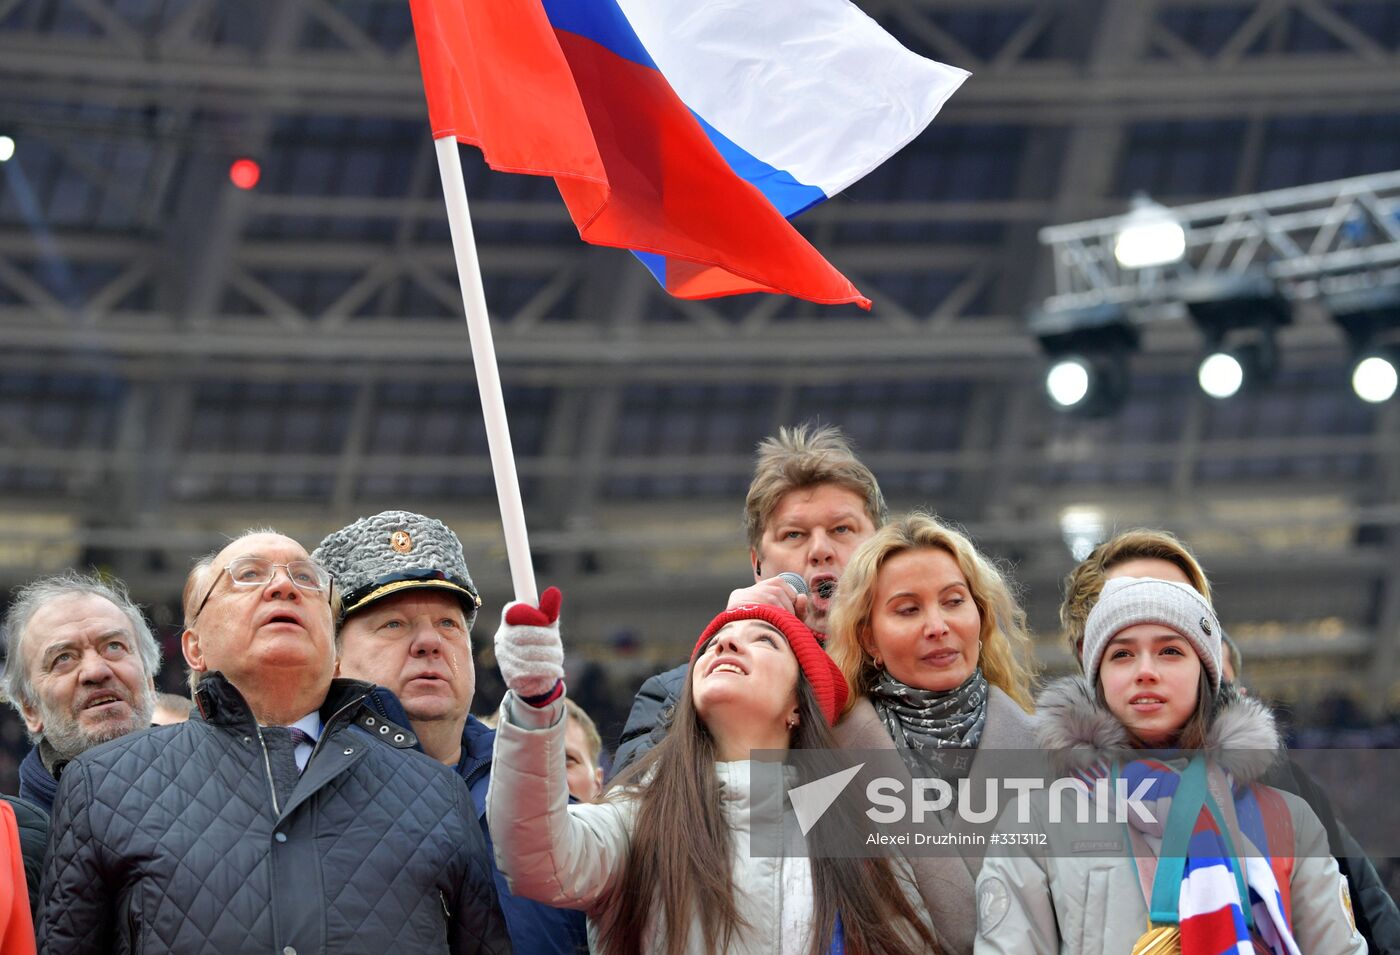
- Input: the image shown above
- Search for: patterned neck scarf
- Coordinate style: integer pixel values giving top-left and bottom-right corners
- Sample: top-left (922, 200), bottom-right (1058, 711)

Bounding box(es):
top-left (870, 668), bottom-right (989, 778)
top-left (1074, 757), bottom-right (1301, 955)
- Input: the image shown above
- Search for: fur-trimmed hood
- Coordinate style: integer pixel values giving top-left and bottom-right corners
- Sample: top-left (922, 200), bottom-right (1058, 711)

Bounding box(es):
top-left (1034, 676), bottom-right (1282, 782)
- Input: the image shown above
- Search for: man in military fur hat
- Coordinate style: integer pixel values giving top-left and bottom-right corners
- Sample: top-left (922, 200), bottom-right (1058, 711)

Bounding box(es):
top-left (314, 510), bottom-right (587, 955)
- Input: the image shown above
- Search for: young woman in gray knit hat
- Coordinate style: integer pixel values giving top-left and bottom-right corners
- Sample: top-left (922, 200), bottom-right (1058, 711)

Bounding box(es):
top-left (975, 576), bottom-right (1365, 955)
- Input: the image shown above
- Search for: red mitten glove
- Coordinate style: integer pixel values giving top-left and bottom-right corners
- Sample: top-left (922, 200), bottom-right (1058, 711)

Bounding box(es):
top-left (503, 585), bottom-right (562, 628)
top-left (495, 586), bottom-right (565, 702)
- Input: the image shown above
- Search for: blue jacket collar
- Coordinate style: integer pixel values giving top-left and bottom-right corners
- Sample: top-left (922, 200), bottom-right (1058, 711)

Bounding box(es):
top-left (18, 745), bottom-right (58, 812)
top-left (458, 714), bottom-right (495, 786)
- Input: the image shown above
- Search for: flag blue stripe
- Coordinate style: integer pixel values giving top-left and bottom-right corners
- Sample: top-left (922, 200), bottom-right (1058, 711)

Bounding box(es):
top-left (543, 0), bottom-right (829, 221)
top-left (633, 250), bottom-right (667, 285)
top-left (547, 0), bottom-right (834, 285)
top-left (541, 0), bottom-right (657, 69)
top-left (690, 111), bottom-right (828, 218)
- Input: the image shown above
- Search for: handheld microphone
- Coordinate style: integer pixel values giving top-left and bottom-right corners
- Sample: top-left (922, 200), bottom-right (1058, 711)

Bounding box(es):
top-left (776, 572), bottom-right (809, 597)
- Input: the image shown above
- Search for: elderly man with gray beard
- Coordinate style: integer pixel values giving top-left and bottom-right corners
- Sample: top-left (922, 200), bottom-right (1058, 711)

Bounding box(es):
top-left (0, 571), bottom-right (160, 922)
top-left (2, 571), bottom-right (160, 814)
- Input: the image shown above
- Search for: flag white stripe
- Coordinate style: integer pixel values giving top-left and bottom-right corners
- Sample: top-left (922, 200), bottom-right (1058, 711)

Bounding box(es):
top-left (1178, 863), bottom-right (1242, 920)
top-left (615, 0), bottom-right (968, 196)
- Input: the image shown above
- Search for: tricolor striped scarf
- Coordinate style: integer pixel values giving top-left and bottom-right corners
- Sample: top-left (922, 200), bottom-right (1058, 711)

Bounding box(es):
top-left (1076, 758), bottom-right (1301, 955)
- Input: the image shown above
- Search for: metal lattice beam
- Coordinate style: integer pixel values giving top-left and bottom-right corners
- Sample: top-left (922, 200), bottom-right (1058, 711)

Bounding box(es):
top-left (2, 0), bottom-right (1398, 711)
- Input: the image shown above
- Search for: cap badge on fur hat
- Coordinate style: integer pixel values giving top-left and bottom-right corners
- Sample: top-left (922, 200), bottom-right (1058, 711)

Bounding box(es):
top-left (313, 510), bottom-right (481, 621)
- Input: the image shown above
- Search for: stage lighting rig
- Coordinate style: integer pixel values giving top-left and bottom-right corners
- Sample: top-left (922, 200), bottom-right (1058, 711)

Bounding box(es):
top-left (1034, 170), bottom-right (1400, 414)
top-left (1182, 273), bottom-right (1290, 400)
top-left (1326, 283), bottom-right (1400, 404)
top-left (1031, 303), bottom-right (1137, 417)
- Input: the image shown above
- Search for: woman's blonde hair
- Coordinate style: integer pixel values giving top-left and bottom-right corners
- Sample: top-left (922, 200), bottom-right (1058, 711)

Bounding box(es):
top-left (827, 512), bottom-right (1038, 714)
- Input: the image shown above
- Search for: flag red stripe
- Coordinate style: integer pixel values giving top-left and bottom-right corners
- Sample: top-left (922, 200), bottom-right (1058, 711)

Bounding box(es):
top-left (409, 0), bottom-right (868, 308)
top-left (555, 30), bottom-right (867, 306)
top-left (407, 0), bottom-right (607, 186)
top-left (1181, 904), bottom-right (1244, 953)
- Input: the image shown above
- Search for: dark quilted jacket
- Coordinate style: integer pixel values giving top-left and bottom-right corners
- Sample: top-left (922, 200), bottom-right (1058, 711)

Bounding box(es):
top-left (611, 662), bottom-right (686, 779)
top-left (37, 674), bottom-right (512, 955)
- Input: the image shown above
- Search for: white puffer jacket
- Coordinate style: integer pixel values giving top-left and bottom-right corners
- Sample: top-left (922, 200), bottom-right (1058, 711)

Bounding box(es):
top-left (974, 679), bottom-right (1368, 954)
top-left (488, 692), bottom-right (932, 954)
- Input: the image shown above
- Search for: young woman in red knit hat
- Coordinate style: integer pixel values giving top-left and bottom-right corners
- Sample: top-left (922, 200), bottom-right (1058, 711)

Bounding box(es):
top-left (488, 589), bottom-right (940, 954)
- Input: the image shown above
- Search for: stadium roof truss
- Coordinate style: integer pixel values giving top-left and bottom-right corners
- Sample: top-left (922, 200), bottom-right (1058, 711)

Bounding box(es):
top-left (2, 0), bottom-right (1400, 700)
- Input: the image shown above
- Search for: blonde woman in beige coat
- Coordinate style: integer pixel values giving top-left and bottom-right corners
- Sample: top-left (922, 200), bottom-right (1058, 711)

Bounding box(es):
top-left (826, 512), bottom-right (1040, 955)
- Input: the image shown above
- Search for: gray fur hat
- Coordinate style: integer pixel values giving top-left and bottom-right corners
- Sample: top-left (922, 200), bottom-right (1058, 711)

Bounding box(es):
top-left (1082, 576), bottom-right (1222, 691)
top-left (312, 510), bottom-right (481, 622)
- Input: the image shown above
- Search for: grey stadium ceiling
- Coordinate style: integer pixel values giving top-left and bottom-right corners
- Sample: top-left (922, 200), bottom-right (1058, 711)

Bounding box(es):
top-left (2, 0), bottom-right (1400, 706)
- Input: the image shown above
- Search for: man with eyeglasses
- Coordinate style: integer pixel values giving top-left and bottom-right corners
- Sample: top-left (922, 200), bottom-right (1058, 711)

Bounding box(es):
top-left (37, 529), bottom-right (512, 955)
top-left (313, 510), bottom-right (588, 955)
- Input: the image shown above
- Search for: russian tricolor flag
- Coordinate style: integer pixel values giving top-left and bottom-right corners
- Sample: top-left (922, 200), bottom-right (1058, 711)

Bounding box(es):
top-left (1178, 828), bottom-right (1255, 954)
top-left (408, 0), bottom-right (967, 309)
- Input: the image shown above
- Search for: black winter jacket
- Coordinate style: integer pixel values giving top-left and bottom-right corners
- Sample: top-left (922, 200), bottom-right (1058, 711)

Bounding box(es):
top-left (38, 674), bottom-right (512, 955)
top-left (611, 662), bottom-right (686, 778)
top-left (3, 794), bottom-right (46, 926)
top-left (359, 691), bottom-right (588, 954)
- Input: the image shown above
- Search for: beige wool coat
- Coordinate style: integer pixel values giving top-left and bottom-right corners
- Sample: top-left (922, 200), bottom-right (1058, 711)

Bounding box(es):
top-left (832, 686), bottom-right (1039, 955)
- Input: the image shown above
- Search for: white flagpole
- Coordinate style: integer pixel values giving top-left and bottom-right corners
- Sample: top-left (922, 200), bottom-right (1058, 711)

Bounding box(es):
top-left (431, 134), bottom-right (538, 606)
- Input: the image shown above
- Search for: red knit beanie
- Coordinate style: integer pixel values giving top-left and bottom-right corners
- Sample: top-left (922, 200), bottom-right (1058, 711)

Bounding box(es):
top-left (691, 604), bottom-right (849, 725)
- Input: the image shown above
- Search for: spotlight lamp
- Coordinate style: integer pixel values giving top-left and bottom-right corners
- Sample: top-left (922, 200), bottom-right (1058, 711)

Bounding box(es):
top-left (1046, 357), bottom-right (1091, 409)
top-left (1327, 284), bottom-right (1400, 405)
top-left (1352, 353), bottom-right (1398, 404)
top-left (1183, 273), bottom-right (1290, 400)
top-left (1197, 351), bottom-right (1244, 399)
top-left (1043, 350), bottom-right (1130, 417)
top-left (1196, 337), bottom-right (1280, 401)
top-left (1032, 305), bottom-right (1138, 417)
top-left (1113, 193), bottom-right (1186, 270)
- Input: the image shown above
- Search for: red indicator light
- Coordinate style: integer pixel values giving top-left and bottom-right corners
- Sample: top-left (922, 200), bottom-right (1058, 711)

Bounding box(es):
top-left (229, 158), bottom-right (261, 190)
